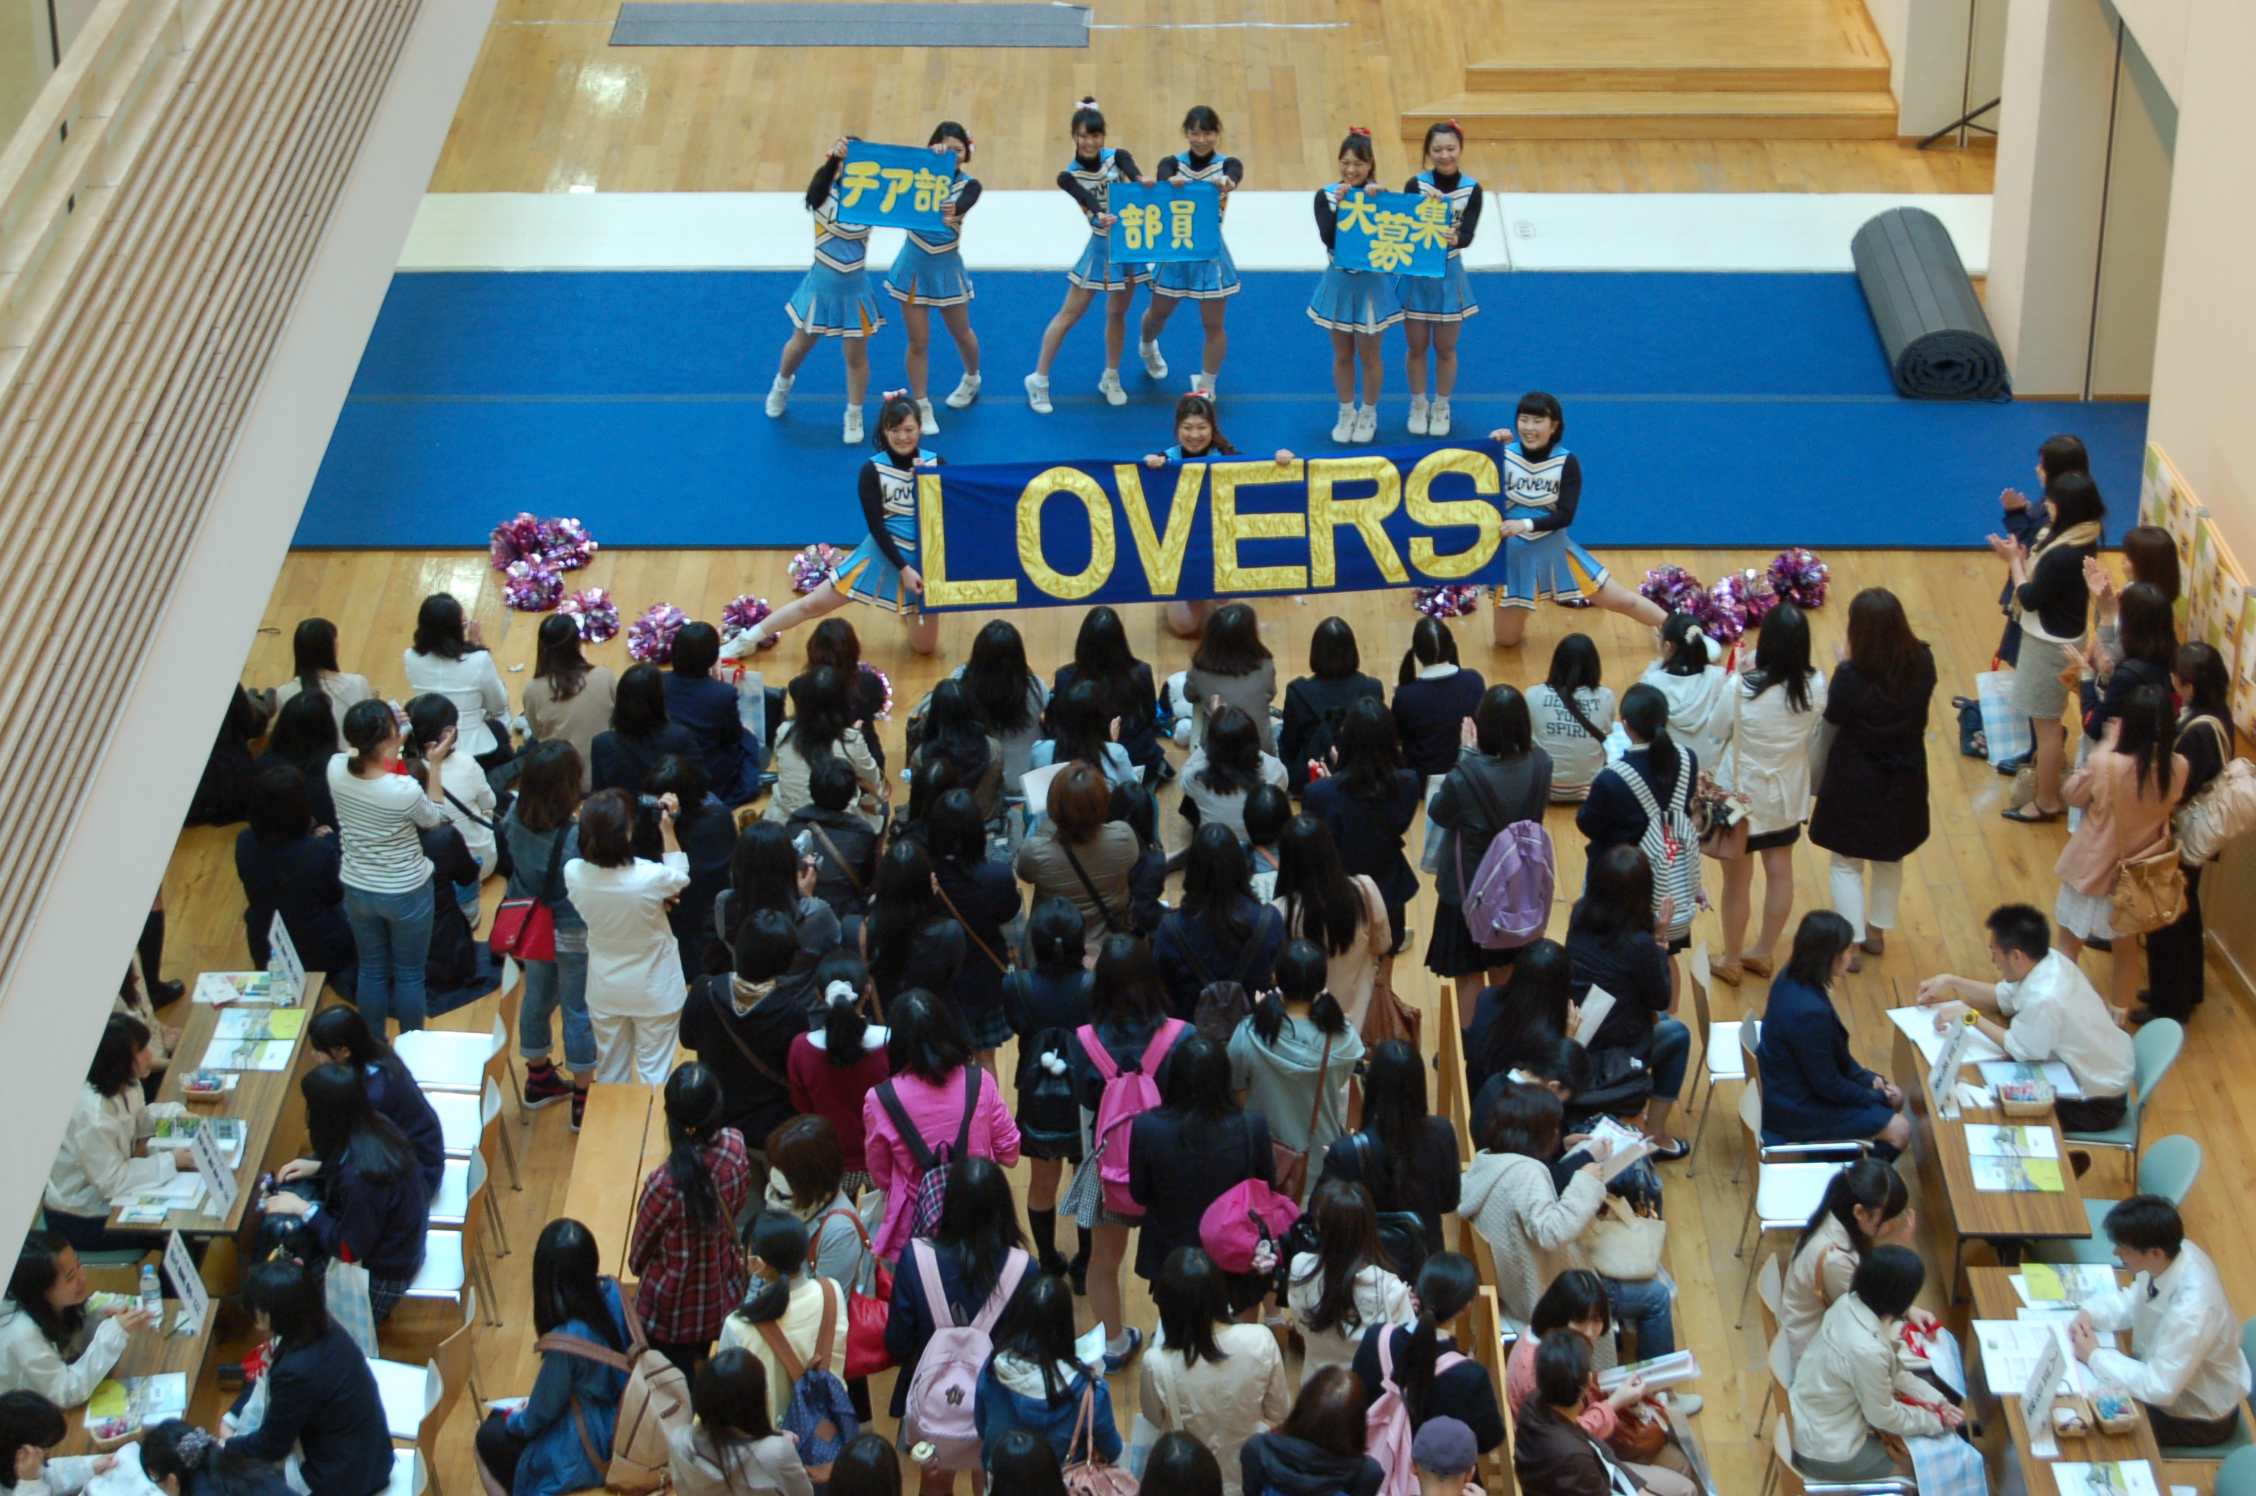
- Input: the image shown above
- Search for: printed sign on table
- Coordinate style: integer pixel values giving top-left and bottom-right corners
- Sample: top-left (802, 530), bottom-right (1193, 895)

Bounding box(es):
top-left (1107, 181), bottom-right (1220, 264)
top-left (832, 141), bottom-right (953, 232)
top-left (1332, 188), bottom-right (1451, 278)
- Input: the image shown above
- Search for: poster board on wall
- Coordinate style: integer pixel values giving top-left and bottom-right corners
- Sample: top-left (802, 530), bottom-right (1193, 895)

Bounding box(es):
top-left (2144, 442), bottom-right (2255, 740)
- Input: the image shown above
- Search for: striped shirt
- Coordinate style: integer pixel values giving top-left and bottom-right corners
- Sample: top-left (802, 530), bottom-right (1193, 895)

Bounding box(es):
top-left (328, 753), bottom-right (443, 893)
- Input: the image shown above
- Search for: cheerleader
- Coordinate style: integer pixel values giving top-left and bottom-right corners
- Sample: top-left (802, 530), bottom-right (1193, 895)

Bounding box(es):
top-left (1142, 394), bottom-right (1294, 637)
top-left (766, 138), bottom-right (889, 443)
top-left (1399, 122), bottom-right (1481, 437)
top-left (725, 394), bottom-right (941, 657)
top-left (886, 121), bottom-right (983, 434)
top-left (1137, 105), bottom-right (1243, 399)
top-left (1486, 391), bottom-right (1664, 648)
top-left (1307, 127), bottom-right (1402, 444)
top-left (1027, 97), bottom-right (1149, 414)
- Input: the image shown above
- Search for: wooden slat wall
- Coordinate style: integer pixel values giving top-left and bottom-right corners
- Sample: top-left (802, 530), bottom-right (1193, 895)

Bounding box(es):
top-left (0, 0), bottom-right (425, 996)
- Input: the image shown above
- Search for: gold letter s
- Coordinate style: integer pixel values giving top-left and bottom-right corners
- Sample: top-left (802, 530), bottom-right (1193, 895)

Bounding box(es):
top-left (1405, 448), bottom-right (1503, 579)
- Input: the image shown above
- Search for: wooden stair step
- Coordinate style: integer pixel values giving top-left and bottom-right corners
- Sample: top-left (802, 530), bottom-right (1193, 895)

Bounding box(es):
top-left (1465, 60), bottom-right (1891, 94)
top-left (1402, 90), bottom-right (1900, 141)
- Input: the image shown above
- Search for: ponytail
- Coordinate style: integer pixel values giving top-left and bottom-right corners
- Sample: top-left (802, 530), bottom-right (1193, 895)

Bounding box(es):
top-left (662, 1066), bottom-right (726, 1232)
top-left (1399, 1254), bottom-right (1480, 1423)
top-left (739, 1211), bottom-right (809, 1325)
top-left (1617, 683), bottom-right (1680, 804)
top-left (816, 962), bottom-right (871, 1070)
top-left (1397, 616), bottom-right (1457, 687)
top-left (1253, 940), bottom-right (1345, 1046)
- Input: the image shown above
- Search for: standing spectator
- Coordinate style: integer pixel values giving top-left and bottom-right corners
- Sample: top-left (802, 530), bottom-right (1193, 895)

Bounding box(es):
top-left (2082, 582), bottom-right (2179, 747)
top-left (1530, 634), bottom-right (1614, 802)
top-left (2144, 642), bottom-right (2234, 1023)
top-left (719, 1212), bottom-right (850, 1424)
top-left (1051, 606), bottom-right (1166, 786)
top-left (1714, 602), bottom-right (1828, 984)
top-left (1112, 783), bottom-right (1170, 936)
top-left (1994, 471), bottom-right (2106, 823)
top-left (522, 614), bottom-right (616, 791)
top-left (275, 618), bottom-right (372, 753)
top-left (304, 1005), bottom-right (446, 1197)
top-left (1140, 1249), bottom-right (1290, 1496)
top-left (974, 1275), bottom-right (1121, 1467)
top-left (1239, 1367), bottom-right (1384, 1496)
top-left (1392, 617), bottom-right (1484, 867)
top-left (667, 1350), bottom-right (813, 1496)
top-left (1128, 1034), bottom-right (1274, 1287)
top-left (864, 840), bottom-right (968, 1010)
top-left (2084, 525), bottom-right (2181, 681)
top-left (928, 790), bottom-right (1021, 1068)
top-left (1156, 825), bottom-right (1285, 1019)
top-left (763, 1117), bottom-right (874, 1296)
top-left (1990, 435), bottom-right (2090, 666)
top-left (1637, 612), bottom-right (1732, 776)
top-left (721, 820), bottom-right (846, 976)
top-left (405, 694), bottom-right (497, 921)
top-left (568, 788), bottom-right (691, 1084)
top-left (1302, 699), bottom-right (1421, 953)
top-left (1759, 914), bottom-right (1911, 1155)
top-left (1244, 785), bottom-right (1291, 903)
top-left (1180, 705), bottom-right (1290, 839)
top-left (1282, 618), bottom-right (1385, 792)
top-left (665, 622), bottom-right (764, 807)
top-left (681, 911), bottom-right (808, 1159)
top-left (764, 668), bottom-right (885, 830)
top-left (1272, 816), bottom-right (1390, 1033)
top-left (1233, 942), bottom-right (1362, 1205)
top-left (254, 692), bottom-right (341, 831)
top-left (262, 1065), bottom-right (430, 1323)
top-left (0, 1235), bottom-right (149, 1403)
top-left (646, 754), bottom-right (737, 980)
top-left (863, 991), bottom-right (1023, 1264)
top-left (1577, 688), bottom-right (1694, 953)
top-left (629, 1065), bottom-right (752, 1375)
top-left (1015, 762), bottom-right (1139, 938)
top-left (1789, 1248), bottom-right (1962, 1481)
top-left (1287, 1179), bottom-right (1415, 1385)
top-left (40, 1017), bottom-right (187, 1252)
top-left (236, 765), bottom-right (355, 992)
top-left (787, 955), bottom-right (891, 1200)
top-left (1318, 1039), bottom-right (1461, 1265)
top-left (223, 1260), bottom-right (390, 1496)
top-left (402, 593), bottom-right (512, 772)
top-left (1565, 846), bottom-right (1692, 1161)
top-left (1350, 1254), bottom-right (1504, 1452)
top-left (503, 741), bottom-right (595, 1123)
top-left (593, 664), bottom-right (702, 800)
top-left (2055, 685), bottom-right (2189, 1013)
top-left (1807, 588), bottom-right (1936, 971)
top-left (960, 620), bottom-right (1051, 797)
top-left (329, 699), bottom-right (447, 1034)
top-left (1429, 685), bottom-right (1553, 1007)
top-left (1146, 1433), bottom-right (1225, 1496)
top-left (1003, 899), bottom-right (1095, 1283)
top-left (1186, 604), bottom-right (1278, 753)
top-left (475, 1221), bottom-right (631, 1496)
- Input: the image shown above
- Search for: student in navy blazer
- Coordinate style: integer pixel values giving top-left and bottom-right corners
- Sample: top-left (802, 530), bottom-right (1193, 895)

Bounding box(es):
top-left (1755, 912), bottom-right (1910, 1155)
top-left (664, 624), bottom-right (764, 808)
top-left (224, 1260), bottom-right (390, 1496)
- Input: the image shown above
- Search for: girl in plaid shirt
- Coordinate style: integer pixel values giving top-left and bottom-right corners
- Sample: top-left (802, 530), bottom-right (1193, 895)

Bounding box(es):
top-left (630, 1065), bottom-right (753, 1374)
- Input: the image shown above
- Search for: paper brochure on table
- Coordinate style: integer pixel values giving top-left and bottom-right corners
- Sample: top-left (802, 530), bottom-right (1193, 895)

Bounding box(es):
top-left (2013, 1264), bottom-right (2119, 1306)
top-left (192, 971), bottom-right (276, 1005)
top-left (213, 1007), bottom-right (306, 1042)
top-left (2051, 1462), bottom-right (2162, 1496)
top-left (1573, 988), bottom-right (1618, 1047)
top-left (84, 1372), bottom-right (188, 1429)
top-left (1974, 1320), bottom-right (2089, 1398)
top-left (149, 1116), bottom-right (246, 1166)
top-left (1887, 1006), bottom-right (2004, 1068)
top-left (1964, 1125), bottom-right (2059, 1159)
top-left (2018, 1308), bottom-right (2118, 1349)
top-left (1970, 1155), bottom-right (2066, 1192)
top-left (1979, 1059), bottom-right (2084, 1099)
top-left (1597, 1349), bottom-right (1700, 1392)
top-left (207, 1038), bottom-right (292, 1071)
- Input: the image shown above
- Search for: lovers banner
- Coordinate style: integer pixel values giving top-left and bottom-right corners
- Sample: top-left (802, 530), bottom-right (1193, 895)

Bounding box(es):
top-left (915, 442), bottom-right (1513, 611)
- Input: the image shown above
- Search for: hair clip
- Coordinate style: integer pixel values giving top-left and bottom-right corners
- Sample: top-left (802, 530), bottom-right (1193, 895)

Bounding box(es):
top-left (882, 388), bottom-right (909, 401)
top-left (824, 980), bottom-right (858, 1006)
top-left (1445, 119), bottom-right (1462, 131)
top-left (1348, 126), bottom-right (1371, 137)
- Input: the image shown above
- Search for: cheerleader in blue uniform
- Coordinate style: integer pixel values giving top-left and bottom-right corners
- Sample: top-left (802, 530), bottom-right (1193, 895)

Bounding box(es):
top-left (1141, 394), bottom-right (1295, 638)
top-left (1027, 98), bottom-right (1149, 414)
top-left (1398, 122), bottom-right (1481, 438)
top-left (1137, 105), bottom-right (1243, 400)
top-left (1485, 391), bottom-right (1665, 648)
top-left (726, 394), bottom-right (942, 658)
top-left (767, 138), bottom-right (890, 444)
top-left (886, 121), bottom-right (984, 435)
top-left (1307, 127), bottom-right (1402, 445)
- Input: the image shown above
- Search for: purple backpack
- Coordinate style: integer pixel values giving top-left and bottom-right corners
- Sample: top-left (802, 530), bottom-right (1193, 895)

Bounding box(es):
top-left (1453, 768), bottom-right (1555, 950)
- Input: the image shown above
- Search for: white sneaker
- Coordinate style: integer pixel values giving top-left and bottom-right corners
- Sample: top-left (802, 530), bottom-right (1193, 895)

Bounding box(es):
top-left (1191, 374), bottom-right (1215, 401)
top-left (842, 406), bottom-right (863, 444)
top-left (1024, 373), bottom-right (1053, 414)
top-left (719, 622), bottom-right (767, 660)
top-left (1429, 398), bottom-right (1452, 436)
top-left (916, 397), bottom-right (939, 435)
top-left (1407, 394), bottom-right (1429, 435)
top-left (1331, 405), bottom-right (1356, 443)
top-left (1097, 369), bottom-right (1127, 406)
top-left (1140, 340), bottom-right (1168, 379)
top-left (945, 373), bottom-right (980, 409)
top-left (765, 375), bottom-right (792, 418)
top-left (1662, 1392), bottom-right (1703, 1417)
top-left (1352, 405), bottom-right (1378, 442)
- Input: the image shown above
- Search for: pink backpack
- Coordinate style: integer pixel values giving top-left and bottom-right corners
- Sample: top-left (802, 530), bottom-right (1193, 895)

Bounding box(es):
top-left (1365, 1328), bottom-right (1470, 1496)
top-left (1077, 1018), bottom-right (1187, 1216)
top-left (902, 1240), bottom-right (1030, 1472)
top-left (1198, 1178), bottom-right (1301, 1275)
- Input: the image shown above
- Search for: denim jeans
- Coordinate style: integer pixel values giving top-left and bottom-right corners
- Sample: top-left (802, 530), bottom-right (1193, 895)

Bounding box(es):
top-left (519, 943), bottom-right (596, 1072)
top-left (1648, 1015), bottom-right (1692, 1103)
top-left (343, 880), bottom-right (434, 1034)
top-left (1603, 1273), bottom-right (1676, 1360)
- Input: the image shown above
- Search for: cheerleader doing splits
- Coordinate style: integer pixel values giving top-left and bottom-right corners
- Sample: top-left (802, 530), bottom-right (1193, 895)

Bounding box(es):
top-left (1400, 122), bottom-right (1481, 438)
top-left (767, 137), bottom-right (889, 443)
top-left (725, 394), bottom-right (942, 658)
top-left (1144, 394), bottom-right (1295, 638)
top-left (1487, 391), bottom-right (1665, 648)
top-left (1137, 105), bottom-right (1243, 399)
top-left (886, 120), bottom-right (983, 434)
top-left (1027, 97), bottom-right (1148, 413)
top-left (1307, 127), bottom-right (1402, 444)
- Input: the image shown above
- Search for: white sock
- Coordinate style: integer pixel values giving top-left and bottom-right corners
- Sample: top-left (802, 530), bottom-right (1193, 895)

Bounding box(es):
top-left (1338, 403), bottom-right (1355, 420)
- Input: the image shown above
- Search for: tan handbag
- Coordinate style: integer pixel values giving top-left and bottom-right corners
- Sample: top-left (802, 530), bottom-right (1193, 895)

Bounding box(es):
top-left (1061, 1380), bottom-right (1138, 1496)
top-left (2106, 759), bottom-right (2187, 936)
top-left (1584, 1198), bottom-right (1667, 1281)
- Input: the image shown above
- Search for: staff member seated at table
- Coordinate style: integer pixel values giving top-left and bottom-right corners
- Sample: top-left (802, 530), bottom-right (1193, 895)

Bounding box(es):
top-left (221, 1258), bottom-right (391, 1496)
top-left (1916, 902), bottom-right (2135, 1133)
top-left (1758, 912), bottom-right (1910, 1157)
top-left (2068, 1195), bottom-right (2254, 1447)
top-left (42, 1015), bottom-right (194, 1252)
top-left (0, 1388), bottom-right (115, 1496)
top-left (0, 1234), bottom-right (154, 1405)
top-left (1789, 1246), bottom-right (1963, 1482)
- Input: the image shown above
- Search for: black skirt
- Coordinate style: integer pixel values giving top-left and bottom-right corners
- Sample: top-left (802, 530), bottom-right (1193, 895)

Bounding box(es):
top-left (1425, 902), bottom-right (1498, 979)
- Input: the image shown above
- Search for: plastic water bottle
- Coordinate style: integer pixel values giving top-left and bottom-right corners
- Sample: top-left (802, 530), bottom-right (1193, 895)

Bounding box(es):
top-left (138, 1263), bottom-right (162, 1321)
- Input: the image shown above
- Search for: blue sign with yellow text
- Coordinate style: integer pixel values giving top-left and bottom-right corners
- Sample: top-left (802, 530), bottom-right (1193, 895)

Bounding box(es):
top-left (832, 141), bottom-right (954, 232)
top-left (1333, 188), bottom-right (1451, 278)
top-left (1106, 181), bottom-right (1222, 264)
top-left (913, 443), bottom-right (1513, 612)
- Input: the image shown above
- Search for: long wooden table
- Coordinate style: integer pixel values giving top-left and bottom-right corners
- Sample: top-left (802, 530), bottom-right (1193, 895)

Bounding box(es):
top-left (106, 975), bottom-right (334, 1237)
top-left (52, 1267), bottom-right (222, 1457)
top-left (561, 1082), bottom-right (664, 1281)
top-left (1891, 1026), bottom-right (2090, 1286)
top-left (1967, 1267), bottom-right (2165, 1496)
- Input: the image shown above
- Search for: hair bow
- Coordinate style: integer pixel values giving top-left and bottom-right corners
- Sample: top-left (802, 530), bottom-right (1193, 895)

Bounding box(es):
top-left (824, 980), bottom-right (859, 1006)
top-left (1077, 95), bottom-right (1100, 109)
top-left (881, 388), bottom-right (909, 401)
top-left (1348, 125), bottom-right (1371, 137)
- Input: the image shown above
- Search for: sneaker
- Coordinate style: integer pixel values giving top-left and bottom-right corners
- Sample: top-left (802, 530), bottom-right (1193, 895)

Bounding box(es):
top-left (569, 1087), bottom-right (588, 1132)
top-left (1097, 368), bottom-right (1127, 406)
top-left (1024, 372), bottom-right (1053, 414)
top-left (1191, 374), bottom-right (1215, 401)
top-left (1429, 397), bottom-right (1452, 436)
top-left (2127, 1005), bottom-right (2160, 1026)
top-left (764, 374), bottom-right (792, 417)
top-left (916, 397), bottom-right (939, 435)
top-left (719, 622), bottom-right (767, 660)
top-left (842, 406), bottom-right (863, 444)
top-left (1408, 394), bottom-right (1430, 435)
top-left (1140, 340), bottom-right (1168, 379)
top-left (1351, 405), bottom-right (1377, 443)
top-left (1332, 405), bottom-right (1356, 443)
top-left (522, 1064), bottom-right (571, 1111)
top-left (1662, 1392), bottom-right (1703, 1417)
top-left (1103, 1327), bottom-right (1144, 1373)
top-left (1651, 1137), bottom-right (1692, 1163)
top-left (945, 373), bottom-right (981, 409)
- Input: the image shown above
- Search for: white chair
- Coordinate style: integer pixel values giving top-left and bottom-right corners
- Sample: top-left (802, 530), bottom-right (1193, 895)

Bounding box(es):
top-left (1761, 1338), bottom-right (1915, 1496)
top-left (1736, 1082), bottom-right (1863, 1317)
top-left (1751, 1253), bottom-right (1786, 1430)
top-left (394, 1016), bottom-right (507, 1094)
top-left (427, 1112), bottom-right (512, 1258)
top-left (403, 1156), bottom-right (500, 1328)
top-left (380, 1289), bottom-right (475, 1496)
top-left (432, 1073), bottom-right (522, 1191)
top-left (1685, 944), bottom-right (1747, 1177)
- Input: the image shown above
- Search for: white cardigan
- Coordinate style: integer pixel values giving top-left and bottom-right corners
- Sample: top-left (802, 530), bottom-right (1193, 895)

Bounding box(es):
top-left (1716, 670), bottom-right (1829, 836)
top-left (44, 1084), bottom-right (173, 1218)
top-left (1457, 1150), bottom-right (1606, 1328)
top-left (0, 1301), bottom-right (128, 1405)
top-left (1286, 1255), bottom-right (1415, 1387)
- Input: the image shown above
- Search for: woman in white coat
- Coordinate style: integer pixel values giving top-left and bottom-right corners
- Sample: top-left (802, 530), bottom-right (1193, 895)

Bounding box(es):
top-left (0, 1234), bottom-right (155, 1404)
top-left (1637, 612), bottom-right (1732, 778)
top-left (41, 1016), bottom-right (192, 1251)
top-left (1714, 603), bottom-right (1828, 986)
top-left (566, 788), bottom-right (691, 1085)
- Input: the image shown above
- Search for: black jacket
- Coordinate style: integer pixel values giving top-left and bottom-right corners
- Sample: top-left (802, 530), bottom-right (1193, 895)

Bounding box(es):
top-left (1281, 674), bottom-right (1386, 790)
top-left (300, 1154), bottom-right (430, 1283)
top-left (935, 857), bottom-right (1021, 1022)
top-left (228, 1319), bottom-right (392, 1496)
top-left (1240, 1432), bottom-right (1384, 1496)
top-left (1302, 772), bottom-right (1421, 912)
top-left (418, 824), bottom-right (485, 993)
top-left (237, 829), bottom-right (355, 980)
top-left (1807, 648), bottom-right (1937, 864)
top-left (364, 1060), bottom-right (446, 1197)
top-left (785, 805), bottom-right (880, 919)
top-left (1052, 660), bottom-right (1163, 777)
top-left (1316, 1120), bottom-right (1461, 1261)
top-left (663, 672), bottom-right (763, 806)
top-left (1127, 1109), bottom-right (1273, 1281)
top-left (1351, 1324), bottom-right (1507, 1453)
top-left (680, 973), bottom-right (810, 1145)
top-left (1391, 671), bottom-right (1486, 778)
top-left (591, 723), bottom-right (701, 797)
top-left (1575, 746), bottom-right (1692, 862)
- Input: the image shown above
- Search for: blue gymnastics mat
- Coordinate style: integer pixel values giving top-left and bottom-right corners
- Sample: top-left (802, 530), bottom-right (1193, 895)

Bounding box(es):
top-left (298, 269), bottom-right (2147, 551)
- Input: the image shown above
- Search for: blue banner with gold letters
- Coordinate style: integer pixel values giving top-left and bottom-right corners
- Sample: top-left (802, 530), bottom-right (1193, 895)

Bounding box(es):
top-left (1333, 188), bottom-right (1451, 278)
top-left (911, 443), bottom-right (1512, 611)
top-left (832, 141), bottom-right (954, 232)
top-left (1106, 181), bottom-right (1222, 264)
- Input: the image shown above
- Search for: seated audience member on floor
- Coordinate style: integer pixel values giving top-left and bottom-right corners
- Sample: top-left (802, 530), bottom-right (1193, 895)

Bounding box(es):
top-left (2068, 1194), bottom-right (2253, 1447)
top-left (1915, 902), bottom-right (2135, 1134)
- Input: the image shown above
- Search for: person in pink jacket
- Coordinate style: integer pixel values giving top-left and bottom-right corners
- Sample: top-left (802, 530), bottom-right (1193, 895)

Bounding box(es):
top-left (861, 989), bottom-right (1022, 1262)
top-left (2054, 686), bottom-right (2189, 1015)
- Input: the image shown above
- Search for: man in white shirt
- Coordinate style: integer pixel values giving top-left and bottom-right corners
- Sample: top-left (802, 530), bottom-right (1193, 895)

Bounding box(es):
top-left (1915, 902), bottom-right (2135, 1133)
top-left (2069, 1195), bottom-right (2252, 1446)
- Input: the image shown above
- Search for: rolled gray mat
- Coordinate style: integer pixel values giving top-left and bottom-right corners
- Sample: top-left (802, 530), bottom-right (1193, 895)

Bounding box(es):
top-left (1851, 207), bottom-right (2010, 401)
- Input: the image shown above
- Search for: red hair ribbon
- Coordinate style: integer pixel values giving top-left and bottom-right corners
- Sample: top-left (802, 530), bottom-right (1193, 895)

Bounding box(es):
top-left (1445, 119), bottom-right (1462, 131)
top-left (1348, 125), bottom-right (1371, 137)
top-left (881, 388), bottom-right (909, 401)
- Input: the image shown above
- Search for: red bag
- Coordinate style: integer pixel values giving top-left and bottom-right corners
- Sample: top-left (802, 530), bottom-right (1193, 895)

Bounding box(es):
top-left (490, 824), bottom-right (569, 963)
top-left (810, 1207), bottom-right (894, 1378)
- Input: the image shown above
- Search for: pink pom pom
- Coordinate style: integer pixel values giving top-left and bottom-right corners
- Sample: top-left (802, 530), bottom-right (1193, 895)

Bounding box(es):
top-left (863, 663), bottom-right (894, 720)
top-left (557, 588), bottom-right (620, 644)
top-left (503, 560), bottom-right (563, 612)
top-left (627, 604), bottom-right (688, 664)
top-left (540, 517), bottom-right (599, 572)
top-left (1694, 577), bottom-right (1748, 645)
top-left (1411, 585), bottom-right (1481, 619)
top-left (1640, 565), bottom-right (1704, 614)
top-left (790, 544), bottom-right (844, 595)
top-left (1767, 548), bottom-right (1830, 610)
top-left (489, 512), bottom-right (545, 570)
top-left (722, 594), bottom-right (780, 652)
